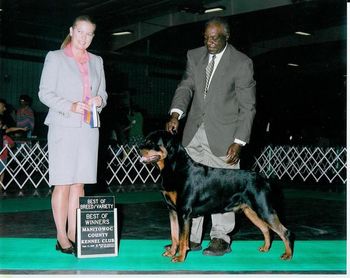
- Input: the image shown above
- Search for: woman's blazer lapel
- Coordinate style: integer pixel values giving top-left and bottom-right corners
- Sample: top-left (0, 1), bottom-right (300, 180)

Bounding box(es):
top-left (88, 55), bottom-right (95, 94)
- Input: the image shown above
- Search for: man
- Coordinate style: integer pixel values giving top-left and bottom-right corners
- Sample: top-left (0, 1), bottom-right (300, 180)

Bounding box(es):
top-left (166, 17), bottom-right (256, 256)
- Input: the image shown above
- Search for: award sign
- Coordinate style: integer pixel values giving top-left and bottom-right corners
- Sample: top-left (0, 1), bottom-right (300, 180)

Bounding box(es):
top-left (77, 196), bottom-right (118, 258)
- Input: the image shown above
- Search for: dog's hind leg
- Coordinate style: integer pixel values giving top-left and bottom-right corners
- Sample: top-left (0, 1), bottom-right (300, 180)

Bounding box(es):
top-left (241, 206), bottom-right (271, 252)
top-left (163, 210), bottom-right (179, 257)
top-left (265, 214), bottom-right (294, 260)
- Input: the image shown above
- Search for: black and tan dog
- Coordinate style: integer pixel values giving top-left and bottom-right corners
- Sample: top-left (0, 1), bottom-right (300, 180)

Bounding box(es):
top-left (139, 130), bottom-right (294, 263)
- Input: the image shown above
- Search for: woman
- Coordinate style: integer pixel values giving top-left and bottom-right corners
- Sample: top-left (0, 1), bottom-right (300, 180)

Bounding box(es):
top-left (38, 15), bottom-right (107, 254)
top-left (15, 95), bottom-right (35, 138)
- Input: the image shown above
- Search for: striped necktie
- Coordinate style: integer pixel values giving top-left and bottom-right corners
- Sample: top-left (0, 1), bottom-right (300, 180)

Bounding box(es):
top-left (204, 54), bottom-right (216, 99)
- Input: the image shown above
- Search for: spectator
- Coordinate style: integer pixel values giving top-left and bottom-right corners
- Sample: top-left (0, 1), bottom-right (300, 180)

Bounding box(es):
top-left (16, 94), bottom-right (35, 138)
top-left (0, 115), bottom-right (26, 187)
top-left (0, 99), bottom-right (16, 129)
top-left (126, 105), bottom-right (144, 145)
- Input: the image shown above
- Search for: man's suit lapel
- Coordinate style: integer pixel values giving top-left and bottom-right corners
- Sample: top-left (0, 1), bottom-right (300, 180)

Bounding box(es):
top-left (198, 53), bottom-right (209, 100)
top-left (215, 46), bottom-right (231, 78)
top-left (198, 53), bottom-right (209, 101)
top-left (205, 46), bottom-right (231, 100)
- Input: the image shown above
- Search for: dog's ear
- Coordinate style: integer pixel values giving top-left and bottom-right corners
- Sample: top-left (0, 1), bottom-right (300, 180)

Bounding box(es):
top-left (163, 132), bottom-right (179, 161)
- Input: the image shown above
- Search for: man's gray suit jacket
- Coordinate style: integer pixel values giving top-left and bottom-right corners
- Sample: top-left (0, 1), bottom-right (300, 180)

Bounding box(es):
top-left (170, 44), bottom-right (256, 156)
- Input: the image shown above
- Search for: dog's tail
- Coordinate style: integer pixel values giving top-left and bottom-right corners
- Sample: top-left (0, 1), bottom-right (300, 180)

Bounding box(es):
top-left (267, 178), bottom-right (287, 223)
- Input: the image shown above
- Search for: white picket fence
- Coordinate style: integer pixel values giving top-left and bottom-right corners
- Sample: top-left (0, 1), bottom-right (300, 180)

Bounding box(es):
top-left (104, 144), bottom-right (160, 185)
top-left (0, 142), bottom-right (347, 190)
top-left (252, 145), bottom-right (347, 183)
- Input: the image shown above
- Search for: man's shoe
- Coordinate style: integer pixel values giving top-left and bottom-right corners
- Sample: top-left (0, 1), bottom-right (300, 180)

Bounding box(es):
top-left (202, 238), bottom-right (231, 256)
top-left (190, 241), bottom-right (202, 251)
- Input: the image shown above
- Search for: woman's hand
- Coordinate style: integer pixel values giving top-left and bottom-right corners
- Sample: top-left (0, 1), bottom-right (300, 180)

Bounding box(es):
top-left (71, 102), bottom-right (90, 114)
top-left (88, 96), bottom-right (103, 107)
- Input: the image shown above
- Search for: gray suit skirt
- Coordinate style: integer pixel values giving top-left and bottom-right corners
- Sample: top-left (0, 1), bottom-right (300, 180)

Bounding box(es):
top-left (47, 125), bottom-right (99, 186)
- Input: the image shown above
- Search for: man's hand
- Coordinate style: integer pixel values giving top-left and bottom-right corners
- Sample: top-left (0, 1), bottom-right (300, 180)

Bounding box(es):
top-left (226, 143), bottom-right (242, 165)
top-left (165, 112), bottom-right (179, 134)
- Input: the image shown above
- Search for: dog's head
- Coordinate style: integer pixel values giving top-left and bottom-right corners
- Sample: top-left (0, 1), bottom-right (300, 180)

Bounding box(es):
top-left (139, 130), bottom-right (178, 171)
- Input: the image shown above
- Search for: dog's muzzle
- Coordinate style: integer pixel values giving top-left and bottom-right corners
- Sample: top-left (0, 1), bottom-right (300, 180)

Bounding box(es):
top-left (139, 155), bottom-right (161, 163)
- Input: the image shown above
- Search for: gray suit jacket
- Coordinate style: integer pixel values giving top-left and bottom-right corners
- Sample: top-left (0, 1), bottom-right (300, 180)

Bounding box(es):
top-left (170, 44), bottom-right (256, 156)
top-left (38, 49), bottom-right (107, 127)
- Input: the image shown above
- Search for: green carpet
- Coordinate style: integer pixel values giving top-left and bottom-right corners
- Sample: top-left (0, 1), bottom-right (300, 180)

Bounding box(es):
top-left (0, 238), bottom-right (346, 273)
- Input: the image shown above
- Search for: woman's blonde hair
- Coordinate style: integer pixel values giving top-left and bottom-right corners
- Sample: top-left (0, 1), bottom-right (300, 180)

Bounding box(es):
top-left (60, 15), bottom-right (96, 49)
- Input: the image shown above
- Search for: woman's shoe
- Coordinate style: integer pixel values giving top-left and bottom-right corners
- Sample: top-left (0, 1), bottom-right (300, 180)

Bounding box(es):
top-left (55, 240), bottom-right (74, 254)
top-left (68, 239), bottom-right (76, 248)
top-left (68, 239), bottom-right (77, 254)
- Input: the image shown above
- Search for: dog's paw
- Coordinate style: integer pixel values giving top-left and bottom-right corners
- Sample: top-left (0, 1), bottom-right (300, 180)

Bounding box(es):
top-left (280, 252), bottom-right (293, 260)
top-left (171, 255), bottom-right (185, 263)
top-left (163, 250), bottom-right (176, 257)
top-left (164, 243), bottom-right (173, 251)
top-left (258, 245), bottom-right (270, 252)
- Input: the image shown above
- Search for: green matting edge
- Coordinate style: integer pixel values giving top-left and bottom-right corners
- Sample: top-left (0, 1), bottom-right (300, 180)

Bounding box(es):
top-left (0, 238), bottom-right (346, 272)
top-left (0, 191), bottom-right (163, 213)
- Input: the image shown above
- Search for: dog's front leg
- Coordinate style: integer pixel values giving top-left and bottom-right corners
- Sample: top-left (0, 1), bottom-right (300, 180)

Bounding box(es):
top-left (163, 210), bottom-right (179, 257)
top-left (171, 217), bottom-right (190, 263)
